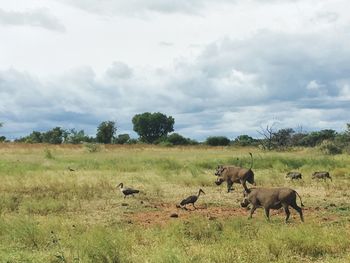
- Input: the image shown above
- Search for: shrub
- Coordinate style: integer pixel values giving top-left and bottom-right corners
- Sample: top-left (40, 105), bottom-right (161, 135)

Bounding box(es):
top-left (319, 141), bottom-right (342, 155)
top-left (84, 143), bottom-right (101, 153)
top-left (205, 136), bottom-right (231, 146)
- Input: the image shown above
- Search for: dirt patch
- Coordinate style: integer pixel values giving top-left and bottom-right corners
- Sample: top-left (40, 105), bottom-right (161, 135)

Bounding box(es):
top-left (125, 203), bottom-right (328, 227)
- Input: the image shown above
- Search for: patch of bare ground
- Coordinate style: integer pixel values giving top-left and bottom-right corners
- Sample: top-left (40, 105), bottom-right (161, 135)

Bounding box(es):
top-left (125, 203), bottom-right (338, 227)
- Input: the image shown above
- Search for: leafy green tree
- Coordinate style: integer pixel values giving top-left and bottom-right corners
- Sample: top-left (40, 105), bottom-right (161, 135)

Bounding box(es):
top-left (132, 112), bottom-right (174, 143)
top-left (272, 128), bottom-right (294, 149)
top-left (65, 129), bottom-right (93, 144)
top-left (0, 136), bottom-right (6, 142)
top-left (26, 131), bottom-right (43, 143)
top-left (300, 129), bottom-right (336, 147)
top-left (96, 121), bottom-right (117, 144)
top-left (205, 136), bottom-right (231, 146)
top-left (114, 134), bottom-right (130, 144)
top-left (233, 135), bottom-right (256, 146)
top-left (42, 127), bottom-right (65, 144)
top-left (165, 133), bottom-right (193, 145)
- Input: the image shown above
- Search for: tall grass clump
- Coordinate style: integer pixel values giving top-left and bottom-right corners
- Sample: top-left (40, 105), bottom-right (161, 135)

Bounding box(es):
top-left (79, 227), bottom-right (132, 263)
top-left (44, 148), bottom-right (54, 159)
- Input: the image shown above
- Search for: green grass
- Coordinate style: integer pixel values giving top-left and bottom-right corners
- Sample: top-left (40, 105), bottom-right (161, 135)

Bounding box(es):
top-left (0, 143), bottom-right (349, 262)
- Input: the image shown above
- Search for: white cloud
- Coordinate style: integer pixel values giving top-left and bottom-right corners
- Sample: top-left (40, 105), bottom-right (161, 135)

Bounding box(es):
top-left (0, 8), bottom-right (65, 32)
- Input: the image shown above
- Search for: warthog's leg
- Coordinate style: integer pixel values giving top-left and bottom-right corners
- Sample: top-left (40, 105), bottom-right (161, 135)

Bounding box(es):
top-left (283, 204), bottom-right (290, 222)
top-left (264, 208), bottom-right (270, 221)
top-left (290, 202), bottom-right (304, 222)
top-left (240, 179), bottom-right (249, 192)
top-left (249, 205), bottom-right (257, 219)
top-left (227, 181), bottom-right (234, 192)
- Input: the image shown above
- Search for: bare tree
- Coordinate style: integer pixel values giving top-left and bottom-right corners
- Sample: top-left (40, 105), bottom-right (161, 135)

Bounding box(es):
top-left (257, 123), bottom-right (276, 150)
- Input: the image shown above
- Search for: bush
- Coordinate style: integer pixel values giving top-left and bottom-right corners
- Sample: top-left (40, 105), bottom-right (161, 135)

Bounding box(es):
top-left (319, 141), bottom-right (342, 155)
top-left (84, 143), bottom-right (101, 153)
top-left (205, 136), bottom-right (231, 146)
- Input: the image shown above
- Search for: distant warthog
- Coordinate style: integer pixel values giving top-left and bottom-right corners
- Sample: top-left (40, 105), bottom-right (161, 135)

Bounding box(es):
top-left (286, 172), bottom-right (302, 180)
top-left (241, 187), bottom-right (304, 222)
top-left (215, 153), bottom-right (255, 192)
top-left (312, 171), bottom-right (332, 181)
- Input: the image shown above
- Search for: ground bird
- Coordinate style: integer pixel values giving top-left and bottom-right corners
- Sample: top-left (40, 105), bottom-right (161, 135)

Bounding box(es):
top-left (116, 183), bottom-right (140, 198)
top-left (68, 167), bottom-right (75, 171)
top-left (179, 189), bottom-right (205, 210)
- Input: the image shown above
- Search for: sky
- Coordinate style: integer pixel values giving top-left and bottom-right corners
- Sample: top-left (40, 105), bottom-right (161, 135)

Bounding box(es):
top-left (1, 0), bottom-right (350, 141)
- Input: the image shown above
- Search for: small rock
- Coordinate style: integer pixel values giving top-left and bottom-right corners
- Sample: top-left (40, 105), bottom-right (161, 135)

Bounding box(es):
top-left (121, 203), bottom-right (129, 206)
top-left (170, 213), bottom-right (179, 218)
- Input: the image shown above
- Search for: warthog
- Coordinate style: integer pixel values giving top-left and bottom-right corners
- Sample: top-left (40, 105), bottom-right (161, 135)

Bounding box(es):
top-left (215, 153), bottom-right (255, 192)
top-left (286, 172), bottom-right (302, 180)
top-left (241, 187), bottom-right (304, 222)
top-left (312, 171), bottom-right (332, 181)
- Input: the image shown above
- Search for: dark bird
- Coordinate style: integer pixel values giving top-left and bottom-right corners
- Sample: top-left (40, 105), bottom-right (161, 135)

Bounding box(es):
top-left (116, 183), bottom-right (140, 198)
top-left (179, 189), bottom-right (205, 210)
top-left (68, 167), bottom-right (75, 172)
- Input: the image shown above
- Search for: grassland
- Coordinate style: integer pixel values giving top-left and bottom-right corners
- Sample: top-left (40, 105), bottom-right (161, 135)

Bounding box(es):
top-left (0, 143), bottom-right (349, 262)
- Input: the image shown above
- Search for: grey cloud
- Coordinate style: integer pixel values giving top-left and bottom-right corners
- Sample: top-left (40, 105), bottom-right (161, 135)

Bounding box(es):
top-left (0, 8), bottom-right (65, 32)
top-left (1, 26), bottom-right (350, 140)
top-left (56, 0), bottom-right (235, 16)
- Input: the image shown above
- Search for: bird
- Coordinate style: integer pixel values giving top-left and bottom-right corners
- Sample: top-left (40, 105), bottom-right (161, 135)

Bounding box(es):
top-left (179, 189), bottom-right (205, 210)
top-left (68, 167), bottom-right (75, 172)
top-left (116, 183), bottom-right (140, 198)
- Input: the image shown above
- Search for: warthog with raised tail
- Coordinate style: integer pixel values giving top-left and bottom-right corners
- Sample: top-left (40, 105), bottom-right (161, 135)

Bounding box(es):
top-left (241, 187), bottom-right (304, 222)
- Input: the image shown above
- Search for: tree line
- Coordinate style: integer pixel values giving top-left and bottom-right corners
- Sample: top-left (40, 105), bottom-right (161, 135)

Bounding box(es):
top-left (1, 114), bottom-right (350, 154)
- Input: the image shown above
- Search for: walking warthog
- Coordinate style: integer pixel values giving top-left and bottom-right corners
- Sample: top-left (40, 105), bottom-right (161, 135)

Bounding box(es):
top-left (215, 153), bottom-right (255, 192)
top-left (286, 172), bottom-right (302, 180)
top-left (241, 187), bottom-right (304, 222)
top-left (312, 171), bottom-right (332, 181)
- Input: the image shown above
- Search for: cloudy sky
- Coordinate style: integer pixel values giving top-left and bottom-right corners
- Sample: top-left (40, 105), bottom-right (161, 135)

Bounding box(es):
top-left (1, 0), bottom-right (349, 141)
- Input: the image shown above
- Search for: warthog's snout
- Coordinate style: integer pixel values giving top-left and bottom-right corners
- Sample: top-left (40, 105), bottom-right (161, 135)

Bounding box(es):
top-left (241, 198), bottom-right (250, 207)
top-left (215, 178), bottom-right (224, 185)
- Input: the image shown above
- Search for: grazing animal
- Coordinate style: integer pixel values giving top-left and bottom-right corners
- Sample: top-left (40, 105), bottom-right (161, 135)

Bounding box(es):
top-left (179, 189), bottom-right (205, 210)
top-left (312, 171), bottom-right (332, 181)
top-left (241, 187), bottom-right (304, 222)
top-left (116, 183), bottom-right (140, 198)
top-left (286, 172), bottom-right (302, 180)
top-left (215, 152), bottom-right (255, 192)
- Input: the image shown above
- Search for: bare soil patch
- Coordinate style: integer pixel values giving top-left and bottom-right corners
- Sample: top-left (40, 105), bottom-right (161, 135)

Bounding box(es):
top-left (125, 203), bottom-right (331, 227)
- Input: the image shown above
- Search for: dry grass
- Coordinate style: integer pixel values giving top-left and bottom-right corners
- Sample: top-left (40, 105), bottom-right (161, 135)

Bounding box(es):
top-left (0, 143), bottom-right (349, 262)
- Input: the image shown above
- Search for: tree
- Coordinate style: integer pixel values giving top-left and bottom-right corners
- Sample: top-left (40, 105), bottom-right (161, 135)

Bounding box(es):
top-left (26, 131), bottom-right (43, 143)
top-left (42, 127), bottom-right (65, 144)
top-left (272, 128), bottom-right (294, 149)
top-left (257, 124), bottom-right (276, 150)
top-left (114, 134), bottom-right (130, 144)
top-left (300, 129), bottom-right (336, 147)
top-left (96, 121), bottom-right (117, 144)
top-left (205, 136), bottom-right (231, 146)
top-left (165, 133), bottom-right (196, 145)
top-left (65, 129), bottom-right (93, 144)
top-left (233, 135), bottom-right (256, 146)
top-left (132, 112), bottom-right (174, 143)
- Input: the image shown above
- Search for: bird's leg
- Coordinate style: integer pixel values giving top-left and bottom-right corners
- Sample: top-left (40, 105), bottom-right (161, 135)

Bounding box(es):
top-left (124, 195), bottom-right (126, 199)
top-left (193, 203), bottom-right (197, 210)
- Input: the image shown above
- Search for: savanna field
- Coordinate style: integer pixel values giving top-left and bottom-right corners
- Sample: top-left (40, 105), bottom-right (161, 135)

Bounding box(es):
top-left (0, 143), bottom-right (350, 263)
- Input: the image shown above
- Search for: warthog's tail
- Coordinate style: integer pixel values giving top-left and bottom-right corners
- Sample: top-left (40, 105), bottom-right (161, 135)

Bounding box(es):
top-left (295, 191), bottom-right (304, 207)
top-left (249, 152), bottom-right (253, 170)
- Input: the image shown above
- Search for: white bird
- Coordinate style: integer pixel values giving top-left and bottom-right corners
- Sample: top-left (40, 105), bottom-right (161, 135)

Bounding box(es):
top-left (116, 183), bottom-right (140, 198)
